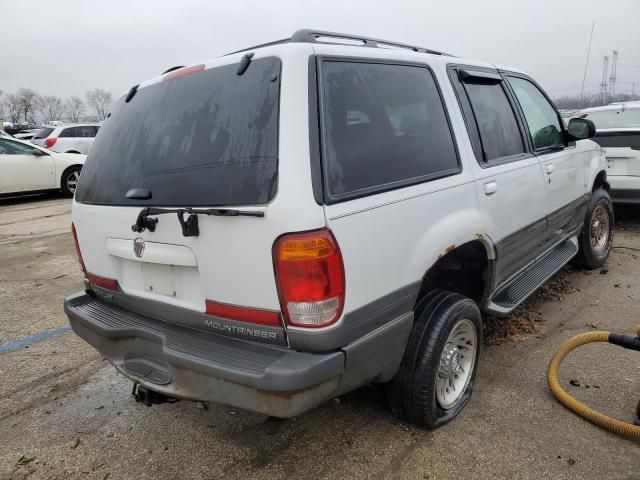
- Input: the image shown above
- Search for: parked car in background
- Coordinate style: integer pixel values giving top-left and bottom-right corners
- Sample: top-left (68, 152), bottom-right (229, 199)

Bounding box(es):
top-left (65, 30), bottom-right (611, 429)
top-left (578, 102), bottom-right (640, 204)
top-left (13, 128), bottom-right (41, 140)
top-left (0, 129), bottom-right (13, 138)
top-left (31, 124), bottom-right (101, 154)
top-left (0, 136), bottom-right (85, 197)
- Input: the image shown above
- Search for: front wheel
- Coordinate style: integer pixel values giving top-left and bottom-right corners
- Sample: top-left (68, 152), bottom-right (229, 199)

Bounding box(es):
top-left (571, 188), bottom-right (614, 269)
top-left (61, 166), bottom-right (81, 197)
top-left (386, 291), bottom-right (482, 428)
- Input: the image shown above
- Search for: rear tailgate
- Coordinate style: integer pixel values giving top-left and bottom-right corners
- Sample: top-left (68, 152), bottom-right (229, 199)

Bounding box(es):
top-left (593, 130), bottom-right (640, 176)
top-left (72, 48), bottom-right (325, 347)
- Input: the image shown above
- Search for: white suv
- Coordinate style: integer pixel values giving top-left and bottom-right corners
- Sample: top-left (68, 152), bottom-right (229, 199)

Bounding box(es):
top-left (31, 123), bottom-right (100, 155)
top-left (576, 102), bottom-right (640, 204)
top-left (64, 30), bottom-right (612, 428)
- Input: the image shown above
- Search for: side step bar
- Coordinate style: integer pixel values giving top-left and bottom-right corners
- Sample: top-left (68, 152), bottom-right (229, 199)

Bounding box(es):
top-left (485, 238), bottom-right (578, 316)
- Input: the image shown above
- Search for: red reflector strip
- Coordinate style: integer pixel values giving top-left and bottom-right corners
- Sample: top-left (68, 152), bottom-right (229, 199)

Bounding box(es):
top-left (86, 272), bottom-right (121, 292)
top-left (205, 300), bottom-right (281, 327)
top-left (163, 64), bottom-right (205, 80)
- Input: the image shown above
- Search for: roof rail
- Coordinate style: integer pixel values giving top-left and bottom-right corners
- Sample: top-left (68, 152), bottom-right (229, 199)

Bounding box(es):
top-left (290, 29), bottom-right (451, 56)
top-left (222, 29), bottom-right (451, 57)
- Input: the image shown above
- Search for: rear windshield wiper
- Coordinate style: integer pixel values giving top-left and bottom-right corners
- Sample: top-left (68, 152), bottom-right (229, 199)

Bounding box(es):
top-left (132, 207), bottom-right (264, 237)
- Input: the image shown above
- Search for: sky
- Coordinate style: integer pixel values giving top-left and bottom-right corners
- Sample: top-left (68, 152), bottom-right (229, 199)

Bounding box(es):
top-left (1, 0), bottom-right (639, 101)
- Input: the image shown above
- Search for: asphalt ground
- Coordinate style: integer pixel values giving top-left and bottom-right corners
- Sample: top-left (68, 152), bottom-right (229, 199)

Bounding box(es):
top-left (0, 194), bottom-right (639, 480)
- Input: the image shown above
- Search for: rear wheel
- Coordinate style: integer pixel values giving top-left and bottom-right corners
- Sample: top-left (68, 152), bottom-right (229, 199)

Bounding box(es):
top-left (61, 166), bottom-right (81, 197)
top-left (386, 291), bottom-right (482, 428)
top-left (571, 188), bottom-right (614, 269)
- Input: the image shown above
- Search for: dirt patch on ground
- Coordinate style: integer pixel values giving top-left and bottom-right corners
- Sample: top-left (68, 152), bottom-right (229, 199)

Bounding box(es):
top-left (484, 268), bottom-right (579, 345)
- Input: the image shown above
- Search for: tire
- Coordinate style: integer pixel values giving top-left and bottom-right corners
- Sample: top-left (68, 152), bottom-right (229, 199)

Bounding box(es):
top-left (386, 291), bottom-right (482, 428)
top-left (61, 166), bottom-right (81, 197)
top-left (571, 188), bottom-right (614, 269)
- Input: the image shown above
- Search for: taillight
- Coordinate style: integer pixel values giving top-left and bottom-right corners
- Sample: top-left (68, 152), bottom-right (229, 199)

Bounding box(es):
top-left (205, 300), bottom-right (281, 327)
top-left (71, 223), bottom-right (86, 274)
top-left (273, 229), bottom-right (345, 328)
top-left (71, 223), bottom-right (120, 292)
top-left (163, 64), bottom-right (205, 81)
top-left (44, 137), bottom-right (57, 148)
top-left (85, 272), bottom-right (121, 292)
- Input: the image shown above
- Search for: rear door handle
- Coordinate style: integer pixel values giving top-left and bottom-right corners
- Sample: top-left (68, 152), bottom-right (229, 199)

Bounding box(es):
top-left (484, 181), bottom-right (497, 195)
top-left (545, 163), bottom-right (554, 174)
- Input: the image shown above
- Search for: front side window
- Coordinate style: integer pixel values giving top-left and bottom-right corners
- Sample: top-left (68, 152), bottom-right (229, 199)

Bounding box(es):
top-left (462, 80), bottom-right (525, 161)
top-left (320, 61), bottom-right (459, 200)
top-left (508, 77), bottom-right (564, 150)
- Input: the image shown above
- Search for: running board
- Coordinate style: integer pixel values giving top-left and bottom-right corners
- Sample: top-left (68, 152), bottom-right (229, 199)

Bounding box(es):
top-left (485, 238), bottom-right (578, 316)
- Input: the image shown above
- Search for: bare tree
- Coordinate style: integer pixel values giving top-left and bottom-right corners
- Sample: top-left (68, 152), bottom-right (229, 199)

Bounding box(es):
top-left (3, 94), bottom-right (23, 124)
top-left (17, 88), bottom-right (40, 124)
top-left (66, 96), bottom-right (86, 123)
top-left (38, 95), bottom-right (65, 122)
top-left (86, 88), bottom-right (112, 120)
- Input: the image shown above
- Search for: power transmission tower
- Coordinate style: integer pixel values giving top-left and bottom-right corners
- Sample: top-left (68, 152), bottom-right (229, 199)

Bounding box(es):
top-left (600, 55), bottom-right (609, 104)
top-left (609, 50), bottom-right (618, 99)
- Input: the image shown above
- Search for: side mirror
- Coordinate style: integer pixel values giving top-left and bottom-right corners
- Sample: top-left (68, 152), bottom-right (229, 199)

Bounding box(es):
top-left (32, 148), bottom-right (48, 157)
top-left (567, 118), bottom-right (595, 140)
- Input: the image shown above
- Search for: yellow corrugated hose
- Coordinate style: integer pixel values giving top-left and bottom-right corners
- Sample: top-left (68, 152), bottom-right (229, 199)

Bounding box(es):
top-left (547, 325), bottom-right (640, 439)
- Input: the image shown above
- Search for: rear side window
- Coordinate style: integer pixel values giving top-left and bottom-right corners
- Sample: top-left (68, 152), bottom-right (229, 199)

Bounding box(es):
top-left (58, 127), bottom-right (77, 138)
top-left (319, 61), bottom-right (459, 201)
top-left (508, 76), bottom-right (563, 150)
top-left (75, 57), bottom-right (281, 206)
top-left (462, 80), bottom-right (525, 161)
top-left (33, 127), bottom-right (54, 139)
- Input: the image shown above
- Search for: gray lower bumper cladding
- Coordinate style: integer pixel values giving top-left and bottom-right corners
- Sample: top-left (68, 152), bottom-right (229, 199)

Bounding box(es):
top-left (64, 292), bottom-right (413, 417)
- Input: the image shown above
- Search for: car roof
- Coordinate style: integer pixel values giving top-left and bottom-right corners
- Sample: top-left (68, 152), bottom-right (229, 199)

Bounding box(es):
top-left (130, 29), bottom-right (531, 99)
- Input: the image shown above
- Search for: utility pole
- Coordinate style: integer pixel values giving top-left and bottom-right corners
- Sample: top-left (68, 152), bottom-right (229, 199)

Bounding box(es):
top-left (600, 55), bottom-right (609, 105)
top-left (578, 23), bottom-right (595, 109)
top-left (609, 50), bottom-right (618, 99)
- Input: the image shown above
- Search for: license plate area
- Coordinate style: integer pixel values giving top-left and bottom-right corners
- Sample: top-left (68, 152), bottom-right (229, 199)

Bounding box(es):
top-left (142, 263), bottom-right (182, 299)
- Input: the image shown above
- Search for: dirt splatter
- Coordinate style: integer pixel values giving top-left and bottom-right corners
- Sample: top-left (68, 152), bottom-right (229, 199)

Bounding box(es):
top-left (484, 269), bottom-right (577, 345)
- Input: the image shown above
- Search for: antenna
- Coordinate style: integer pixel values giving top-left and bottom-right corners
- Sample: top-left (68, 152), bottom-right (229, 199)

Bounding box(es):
top-left (599, 55), bottom-right (609, 104)
top-left (609, 50), bottom-right (618, 99)
top-left (578, 23), bottom-right (594, 109)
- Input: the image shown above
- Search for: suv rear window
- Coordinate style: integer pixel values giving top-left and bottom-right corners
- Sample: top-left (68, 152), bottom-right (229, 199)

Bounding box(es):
top-left (319, 61), bottom-right (459, 201)
top-left (33, 127), bottom-right (54, 139)
top-left (75, 57), bottom-right (281, 206)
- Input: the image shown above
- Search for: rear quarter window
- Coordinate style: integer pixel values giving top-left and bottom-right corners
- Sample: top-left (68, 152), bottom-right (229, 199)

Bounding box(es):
top-left (319, 60), bottom-right (459, 202)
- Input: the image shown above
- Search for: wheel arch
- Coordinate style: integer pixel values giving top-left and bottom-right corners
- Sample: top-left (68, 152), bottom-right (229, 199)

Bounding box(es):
top-left (59, 164), bottom-right (82, 188)
top-left (592, 169), bottom-right (610, 194)
top-left (406, 208), bottom-right (496, 307)
top-left (418, 240), bottom-right (495, 306)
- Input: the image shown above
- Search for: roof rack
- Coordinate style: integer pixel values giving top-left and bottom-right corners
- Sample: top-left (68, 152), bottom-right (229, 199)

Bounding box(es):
top-left (290, 29), bottom-right (450, 56)
top-left (223, 29), bottom-right (451, 57)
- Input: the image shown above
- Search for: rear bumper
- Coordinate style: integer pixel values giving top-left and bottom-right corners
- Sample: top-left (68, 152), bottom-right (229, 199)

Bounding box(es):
top-left (611, 188), bottom-right (640, 204)
top-left (609, 176), bottom-right (640, 204)
top-left (65, 292), bottom-right (413, 417)
top-left (64, 292), bottom-right (344, 417)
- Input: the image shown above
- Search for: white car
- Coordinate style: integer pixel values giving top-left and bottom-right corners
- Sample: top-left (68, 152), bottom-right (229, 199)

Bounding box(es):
top-left (65, 29), bottom-right (610, 428)
top-left (13, 129), bottom-right (40, 140)
top-left (0, 136), bottom-right (85, 197)
top-left (31, 124), bottom-right (100, 155)
top-left (577, 102), bottom-right (640, 204)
